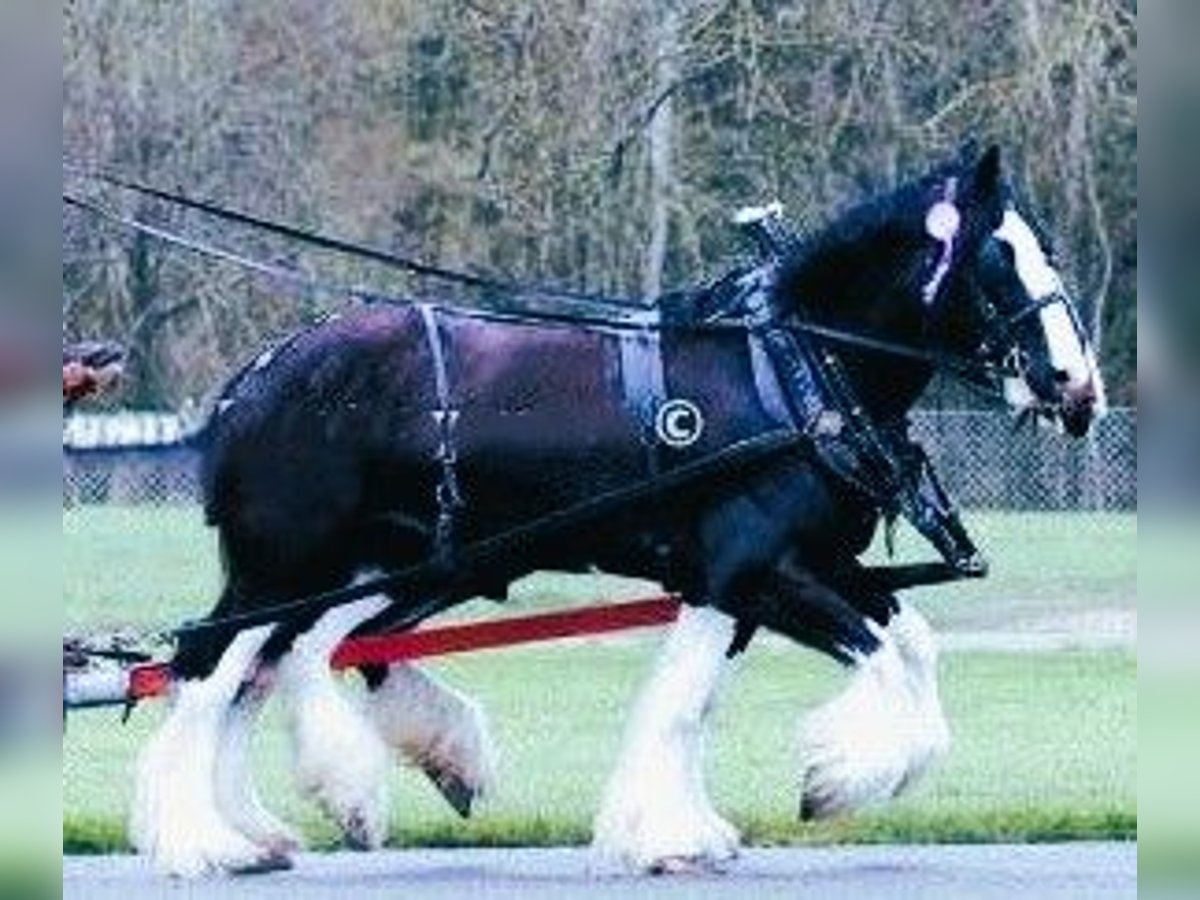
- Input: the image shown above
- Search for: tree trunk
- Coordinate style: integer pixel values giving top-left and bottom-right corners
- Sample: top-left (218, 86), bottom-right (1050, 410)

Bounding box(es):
top-left (641, 2), bottom-right (680, 301)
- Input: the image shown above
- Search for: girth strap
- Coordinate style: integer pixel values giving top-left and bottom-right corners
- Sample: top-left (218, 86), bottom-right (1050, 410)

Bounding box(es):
top-left (418, 304), bottom-right (464, 557)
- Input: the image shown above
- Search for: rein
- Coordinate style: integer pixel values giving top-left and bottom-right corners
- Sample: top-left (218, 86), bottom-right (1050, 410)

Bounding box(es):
top-left (61, 192), bottom-right (660, 333)
top-left (784, 319), bottom-right (1007, 384)
top-left (172, 429), bottom-right (805, 639)
top-left (64, 170), bottom-right (1001, 641)
top-left (63, 175), bottom-right (1015, 387)
top-left (64, 163), bottom-right (637, 310)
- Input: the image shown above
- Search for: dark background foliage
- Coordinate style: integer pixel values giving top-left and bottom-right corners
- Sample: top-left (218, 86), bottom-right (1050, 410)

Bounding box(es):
top-left (62, 0), bottom-right (1136, 409)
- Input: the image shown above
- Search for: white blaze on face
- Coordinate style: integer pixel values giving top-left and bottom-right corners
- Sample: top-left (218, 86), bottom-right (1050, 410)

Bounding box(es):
top-left (993, 209), bottom-right (1095, 392)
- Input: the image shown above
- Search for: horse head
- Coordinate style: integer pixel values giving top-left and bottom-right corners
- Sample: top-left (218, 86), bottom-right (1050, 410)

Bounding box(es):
top-left (929, 145), bottom-right (1107, 437)
top-left (772, 143), bottom-right (1106, 437)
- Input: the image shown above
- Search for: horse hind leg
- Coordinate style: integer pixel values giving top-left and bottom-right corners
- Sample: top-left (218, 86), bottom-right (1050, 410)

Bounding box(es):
top-left (359, 661), bottom-right (497, 818)
top-left (349, 518), bottom-right (497, 819)
top-left (274, 591), bottom-right (394, 850)
top-left (213, 666), bottom-right (303, 856)
top-left (131, 624), bottom-right (288, 877)
top-left (797, 600), bottom-right (950, 820)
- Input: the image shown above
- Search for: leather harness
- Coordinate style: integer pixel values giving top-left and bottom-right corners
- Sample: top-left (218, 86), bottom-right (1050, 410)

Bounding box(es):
top-left (418, 208), bottom-right (985, 580)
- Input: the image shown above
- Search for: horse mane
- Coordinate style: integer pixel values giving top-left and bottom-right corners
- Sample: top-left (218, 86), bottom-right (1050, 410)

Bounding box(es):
top-left (771, 161), bottom-right (969, 321)
top-left (767, 160), bottom-right (969, 418)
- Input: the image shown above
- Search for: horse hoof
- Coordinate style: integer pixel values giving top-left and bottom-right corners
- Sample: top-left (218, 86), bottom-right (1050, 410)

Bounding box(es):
top-left (647, 855), bottom-right (724, 876)
top-left (799, 793), bottom-right (822, 822)
top-left (229, 848), bottom-right (294, 875)
top-left (341, 811), bottom-right (383, 851)
top-left (798, 779), bottom-right (824, 821)
top-left (798, 770), bottom-right (846, 822)
top-left (424, 766), bottom-right (476, 819)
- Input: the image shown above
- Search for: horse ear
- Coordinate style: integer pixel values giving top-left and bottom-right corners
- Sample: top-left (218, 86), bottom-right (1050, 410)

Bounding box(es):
top-left (964, 144), bottom-right (1005, 225)
top-left (975, 144), bottom-right (1002, 190)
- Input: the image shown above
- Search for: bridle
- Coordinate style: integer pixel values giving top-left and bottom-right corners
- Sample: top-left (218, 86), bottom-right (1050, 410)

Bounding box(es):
top-left (977, 293), bottom-right (1069, 370)
top-left (972, 260), bottom-right (1093, 403)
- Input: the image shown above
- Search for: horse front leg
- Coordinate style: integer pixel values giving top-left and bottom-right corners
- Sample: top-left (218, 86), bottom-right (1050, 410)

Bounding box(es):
top-left (796, 598), bottom-right (949, 819)
top-left (752, 557), bottom-right (950, 819)
top-left (592, 603), bottom-right (740, 873)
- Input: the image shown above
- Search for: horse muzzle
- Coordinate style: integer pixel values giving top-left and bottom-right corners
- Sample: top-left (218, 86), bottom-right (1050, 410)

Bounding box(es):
top-left (1059, 380), bottom-right (1099, 438)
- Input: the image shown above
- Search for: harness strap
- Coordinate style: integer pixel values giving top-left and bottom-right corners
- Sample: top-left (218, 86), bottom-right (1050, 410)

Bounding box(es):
top-left (418, 304), bottom-right (463, 556)
top-left (618, 318), bottom-right (667, 469)
top-left (740, 270), bottom-right (856, 445)
top-left (732, 210), bottom-right (985, 575)
top-left (172, 429), bottom-right (805, 638)
top-left (747, 331), bottom-right (794, 429)
top-left (753, 318), bottom-right (883, 500)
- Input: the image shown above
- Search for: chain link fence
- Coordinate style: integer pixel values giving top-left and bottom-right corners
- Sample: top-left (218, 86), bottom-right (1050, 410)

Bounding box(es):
top-left (63, 408), bottom-right (1136, 512)
top-left (909, 409), bottom-right (1136, 511)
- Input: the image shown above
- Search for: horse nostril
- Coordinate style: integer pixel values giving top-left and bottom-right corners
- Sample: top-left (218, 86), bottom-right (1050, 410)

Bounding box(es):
top-left (1053, 369), bottom-right (1070, 384)
top-left (1065, 380), bottom-right (1096, 407)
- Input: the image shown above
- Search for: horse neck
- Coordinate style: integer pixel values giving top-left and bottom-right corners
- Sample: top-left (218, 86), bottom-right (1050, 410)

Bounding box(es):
top-left (841, 348), bottom-right (934, 423)
top-left (779, 246), bottom-right (935, 424)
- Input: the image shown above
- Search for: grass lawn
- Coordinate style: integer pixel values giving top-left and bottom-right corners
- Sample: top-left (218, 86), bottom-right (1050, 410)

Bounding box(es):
top-left (63, 643), bottom-right (1135, 852)
top-left (64, 506), bottom-right (1136, 634)
top-left (63, 507), bottom-right (1136, 851)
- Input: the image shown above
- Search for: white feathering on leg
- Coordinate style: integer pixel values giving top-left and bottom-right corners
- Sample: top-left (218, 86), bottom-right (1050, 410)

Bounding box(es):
top-left (131, 626), bottom-right (281, 878)
top-left (277, 593), bottom-right (393, 850)
top-left (798, 603), bottom-right (949, 819)
top-left (887, 603), bottom-right (951, 790)
top-left (363, 662), bottom-right (497, 814)
top-left (592, 604), bottom-right (740, 873)
top-left (213, 670), bottom-right (302, 855)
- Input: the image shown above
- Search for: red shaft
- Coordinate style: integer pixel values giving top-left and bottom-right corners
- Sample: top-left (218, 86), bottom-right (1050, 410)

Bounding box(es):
top-left (123, 596), bottom-right (681, 702)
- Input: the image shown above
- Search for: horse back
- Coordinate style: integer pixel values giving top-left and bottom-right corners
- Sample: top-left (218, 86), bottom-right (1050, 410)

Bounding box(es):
top-left (200, 303), bottom-right (789, 588)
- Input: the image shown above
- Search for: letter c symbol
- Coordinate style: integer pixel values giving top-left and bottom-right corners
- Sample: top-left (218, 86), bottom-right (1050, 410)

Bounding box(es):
top-left (655, 399), bottom-right (704, 448)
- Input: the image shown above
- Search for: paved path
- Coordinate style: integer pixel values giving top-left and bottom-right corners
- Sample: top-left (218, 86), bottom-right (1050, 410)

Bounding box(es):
top-left (64, 843), bottom-right (1136, 900)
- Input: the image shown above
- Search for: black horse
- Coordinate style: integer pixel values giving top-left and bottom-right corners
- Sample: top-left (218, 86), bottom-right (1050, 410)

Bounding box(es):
top-left (131, 145), bottom-right (1104, 876)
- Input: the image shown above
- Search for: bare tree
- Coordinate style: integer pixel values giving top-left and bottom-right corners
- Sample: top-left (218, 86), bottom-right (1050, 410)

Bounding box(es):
top-left (63, 0), bottom-right (1137, 407)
